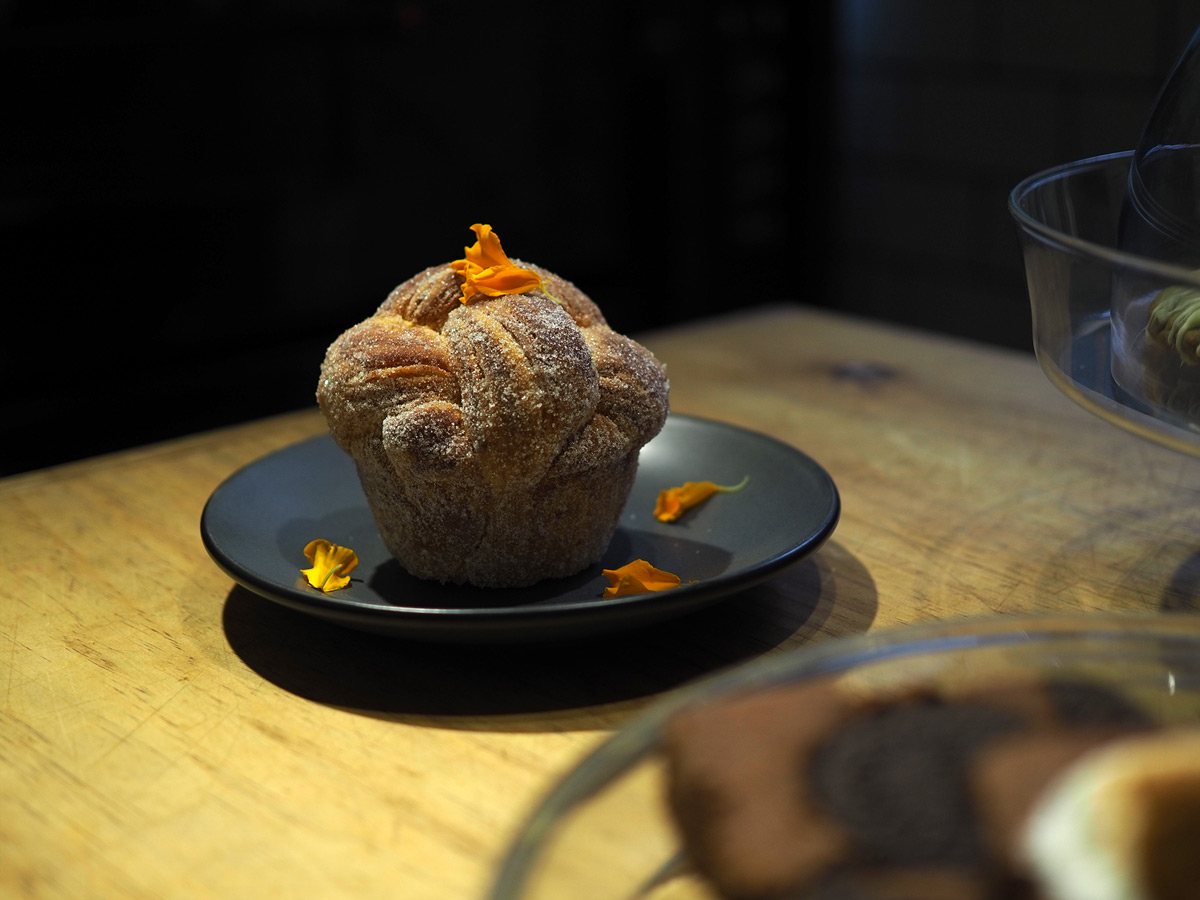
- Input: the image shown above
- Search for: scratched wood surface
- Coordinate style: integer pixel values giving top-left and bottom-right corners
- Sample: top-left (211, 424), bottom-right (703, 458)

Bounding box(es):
top-left (4, 304), bottom-right (1200, 900)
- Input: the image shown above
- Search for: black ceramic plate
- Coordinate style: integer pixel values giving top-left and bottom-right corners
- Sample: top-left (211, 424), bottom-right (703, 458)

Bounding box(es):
top-left (200, 414), bottom-right (840, 642)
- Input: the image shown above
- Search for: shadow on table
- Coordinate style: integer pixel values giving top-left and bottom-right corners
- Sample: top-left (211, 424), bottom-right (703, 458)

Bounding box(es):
top-left (1163, 547), bottom-right (1200, 612)
top-left (221, 540), bottom-right (876, 730)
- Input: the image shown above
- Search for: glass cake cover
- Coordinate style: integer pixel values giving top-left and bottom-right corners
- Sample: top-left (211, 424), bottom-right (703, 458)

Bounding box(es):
top-left (1011, 24), bottom-right (1200, 455)
top-left (1112, 25), bottom-right (1200, 424)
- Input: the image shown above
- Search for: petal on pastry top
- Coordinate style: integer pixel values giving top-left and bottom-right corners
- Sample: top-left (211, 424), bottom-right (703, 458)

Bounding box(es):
top-left (467, 264), bottom-right (546, 298)
top-left (463, 223), bottom-right (511, 269)
top-left (450, 223), bottom-right (546, 304)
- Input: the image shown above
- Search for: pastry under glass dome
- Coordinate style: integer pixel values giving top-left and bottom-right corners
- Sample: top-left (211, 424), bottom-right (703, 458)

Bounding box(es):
top-left (1011, 27), bottom-right (1200, 456)
top-left (1011, 151), bottom-right (1200, 456)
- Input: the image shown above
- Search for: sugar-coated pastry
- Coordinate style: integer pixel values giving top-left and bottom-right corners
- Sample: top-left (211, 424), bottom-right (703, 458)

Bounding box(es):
top-left (317, 225), bottom-right (668, 587)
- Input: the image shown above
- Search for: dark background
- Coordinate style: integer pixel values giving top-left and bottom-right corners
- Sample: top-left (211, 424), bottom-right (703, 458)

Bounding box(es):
top-left (4, 0), bottom-right (1199, 475)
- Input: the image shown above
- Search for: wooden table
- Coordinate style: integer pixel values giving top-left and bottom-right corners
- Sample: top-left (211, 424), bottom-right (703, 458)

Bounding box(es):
top-left (6, 304), bottom-right (1200, 899)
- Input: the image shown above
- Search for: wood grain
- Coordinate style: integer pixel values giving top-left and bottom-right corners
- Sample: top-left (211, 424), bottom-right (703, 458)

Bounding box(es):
top-left (4, 304), bottom-right (1200, 899)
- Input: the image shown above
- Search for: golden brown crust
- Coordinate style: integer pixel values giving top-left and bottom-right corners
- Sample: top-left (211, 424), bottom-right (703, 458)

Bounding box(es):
top-left (317, 262), bottom-right (668, 587)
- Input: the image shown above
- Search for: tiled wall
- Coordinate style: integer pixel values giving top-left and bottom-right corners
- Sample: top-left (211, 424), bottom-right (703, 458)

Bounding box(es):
top-left (830, 0), bottom-right (1200, 351)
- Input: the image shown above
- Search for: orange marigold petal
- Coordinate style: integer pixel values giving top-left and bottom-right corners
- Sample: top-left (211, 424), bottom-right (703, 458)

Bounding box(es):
top-left (653, 490), bottom-right (684, 522)
top-left (467, 223), bottom-right (513, 269)
top-left (602, 559), bottom-right (681, 598)
top-left (302, 539), bottom-right (359, 592)
top-left (469, 265), bottom-right (545, 297)
top-left (653, 476), bottom-right (749, 523)
top-left (449, 224), bottom-right (545, 304)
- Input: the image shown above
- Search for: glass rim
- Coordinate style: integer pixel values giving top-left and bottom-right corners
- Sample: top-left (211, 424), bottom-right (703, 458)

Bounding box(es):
top-left (1008, 149), bottom-right (1200, 289)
